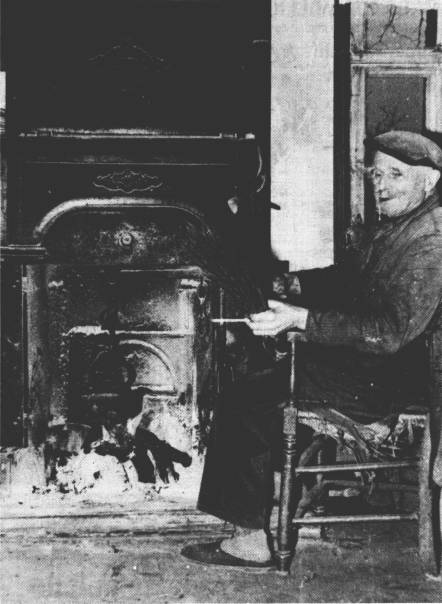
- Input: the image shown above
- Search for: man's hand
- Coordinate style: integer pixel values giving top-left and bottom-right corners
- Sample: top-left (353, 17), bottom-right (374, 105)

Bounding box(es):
top-left (248, 300), bottom-right (308, 337)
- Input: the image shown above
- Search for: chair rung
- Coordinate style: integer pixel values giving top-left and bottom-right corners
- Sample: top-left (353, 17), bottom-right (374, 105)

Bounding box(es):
top-left (292, 513), bottom-right (417, 525)
top-left (295, 460), bottom-right (417, 474)
top-left (323, 479), bottom-right (418, 492)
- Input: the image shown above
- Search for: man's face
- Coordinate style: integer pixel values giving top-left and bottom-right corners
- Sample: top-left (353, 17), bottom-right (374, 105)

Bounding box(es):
top-left (369, 152), bottom-right (428, 219)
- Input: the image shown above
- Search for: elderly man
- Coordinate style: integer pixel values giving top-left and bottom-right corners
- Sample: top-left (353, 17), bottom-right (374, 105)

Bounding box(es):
top-left (182, 131), bottom-right (442, 568)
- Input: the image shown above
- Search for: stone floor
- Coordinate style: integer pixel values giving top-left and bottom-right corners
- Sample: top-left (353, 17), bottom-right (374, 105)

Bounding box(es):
top-left (0, 522), bottom-right (440, 603)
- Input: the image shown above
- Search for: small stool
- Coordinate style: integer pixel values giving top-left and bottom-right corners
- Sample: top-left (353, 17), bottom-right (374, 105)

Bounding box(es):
top-left (275, 332), bottom-right (441, 577)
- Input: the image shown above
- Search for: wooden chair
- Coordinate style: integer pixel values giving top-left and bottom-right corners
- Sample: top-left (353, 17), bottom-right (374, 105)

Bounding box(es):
top-left (276, 328), bottom-right (442, 577)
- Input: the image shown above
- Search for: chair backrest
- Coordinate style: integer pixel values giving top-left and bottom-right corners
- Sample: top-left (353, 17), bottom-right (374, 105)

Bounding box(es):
top-left (427, 302), bottom-right (442, 486)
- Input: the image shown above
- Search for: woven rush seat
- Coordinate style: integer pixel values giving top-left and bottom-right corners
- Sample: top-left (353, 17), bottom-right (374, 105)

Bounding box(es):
top-left (297, 408), bottom-right (427, 461)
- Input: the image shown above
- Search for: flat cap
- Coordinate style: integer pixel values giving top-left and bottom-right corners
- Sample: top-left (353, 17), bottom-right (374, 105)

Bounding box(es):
top-left (366, 130), bottom-right (442, 171)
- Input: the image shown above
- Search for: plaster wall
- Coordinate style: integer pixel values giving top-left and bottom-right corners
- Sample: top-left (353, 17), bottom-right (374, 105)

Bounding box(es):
top-left (271, 0), bottom-right (334, 270)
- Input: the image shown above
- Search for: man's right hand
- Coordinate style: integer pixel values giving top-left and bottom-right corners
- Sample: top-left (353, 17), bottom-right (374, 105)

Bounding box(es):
top-left (248, 300), bottom-right (308, 337)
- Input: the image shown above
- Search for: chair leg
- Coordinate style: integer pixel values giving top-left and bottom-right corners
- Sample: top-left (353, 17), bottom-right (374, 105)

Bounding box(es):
top-left (276, 334), bottom-right (299, 574)
top-left (418, 416), bottom-right (441, 576)
top-left (276, 403), bottom-right (298, 574)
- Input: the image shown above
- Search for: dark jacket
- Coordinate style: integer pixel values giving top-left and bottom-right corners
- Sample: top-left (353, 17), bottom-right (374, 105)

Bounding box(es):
top-left (295, 191), bottom-right (442, 423)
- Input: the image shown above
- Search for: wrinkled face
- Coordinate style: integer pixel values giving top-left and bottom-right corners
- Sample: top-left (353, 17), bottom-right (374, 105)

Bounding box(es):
top-left (369, 152), bottom-right (428, 218)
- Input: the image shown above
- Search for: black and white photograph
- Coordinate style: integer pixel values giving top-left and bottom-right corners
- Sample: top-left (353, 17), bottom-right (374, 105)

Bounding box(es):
top-left (0, 1), bottom-right (441, 602)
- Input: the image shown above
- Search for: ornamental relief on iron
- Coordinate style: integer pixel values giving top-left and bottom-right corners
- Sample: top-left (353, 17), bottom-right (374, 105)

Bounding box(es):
top-left (93, 170), bottom-right (165, 194)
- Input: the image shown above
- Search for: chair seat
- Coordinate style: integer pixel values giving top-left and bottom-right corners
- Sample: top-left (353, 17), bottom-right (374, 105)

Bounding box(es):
top-left (297, 408), bottom-right (426, 461)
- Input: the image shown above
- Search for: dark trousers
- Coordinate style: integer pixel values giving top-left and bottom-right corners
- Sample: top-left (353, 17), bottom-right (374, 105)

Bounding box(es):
top-left (196, 344), bottom-right (402, 529)
top-left (197, 359), bottom-right (314, 529)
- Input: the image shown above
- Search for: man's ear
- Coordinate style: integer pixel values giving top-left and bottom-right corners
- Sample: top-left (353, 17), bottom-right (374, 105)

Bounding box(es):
top-left (424, 168), bottom-right (441, 194)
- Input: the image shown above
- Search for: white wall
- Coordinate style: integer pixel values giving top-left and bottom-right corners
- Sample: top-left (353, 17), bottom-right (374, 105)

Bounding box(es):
top-left (271, 0), bottom-right (335, 270)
